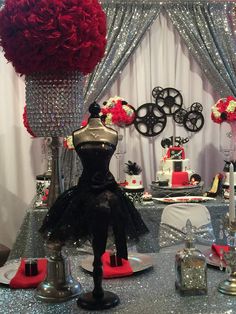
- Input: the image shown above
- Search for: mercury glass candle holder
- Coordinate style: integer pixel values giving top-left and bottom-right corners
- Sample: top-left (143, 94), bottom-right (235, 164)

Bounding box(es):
top-left (175, 220), bottom-right (207, 296)
top-left (36, 241), bottom-right (82, 302)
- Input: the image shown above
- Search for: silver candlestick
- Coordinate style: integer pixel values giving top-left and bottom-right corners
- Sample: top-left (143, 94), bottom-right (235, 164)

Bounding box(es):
top-left (36, 241), bottom-right (82, 302)
top-left (218, 220), bottom-right (236, 295)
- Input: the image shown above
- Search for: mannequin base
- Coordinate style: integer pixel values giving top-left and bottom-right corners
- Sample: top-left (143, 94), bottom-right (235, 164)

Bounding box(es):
top-left (77, 291), bottom-right (120, 310)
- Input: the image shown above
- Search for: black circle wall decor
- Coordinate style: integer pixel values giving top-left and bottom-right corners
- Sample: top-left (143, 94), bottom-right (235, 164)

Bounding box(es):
top-left (183, 111), bottom-right (204, 132)
top-left (181, 137), bottom-right (189, 144)
top-left (156, 87), bottom-right (183, 116)
top-left (191, 102), bottom-right (203, 112)
top-left (134, 103), bottom-right (167, 137)
top-left (161, 137), bottom-right (172, 148)
top-left (173, 108), bottom-right (187, 124)
top-left (152, 86), bottom-right (163, 99)
top-left (134, 86), bottom-right (205, 137)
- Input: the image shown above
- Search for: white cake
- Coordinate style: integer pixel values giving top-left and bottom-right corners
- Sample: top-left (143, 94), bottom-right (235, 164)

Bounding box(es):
top-left (156, 146), bottom-right (194, 187)
top-left (124, 174), bottom-right (143, 189)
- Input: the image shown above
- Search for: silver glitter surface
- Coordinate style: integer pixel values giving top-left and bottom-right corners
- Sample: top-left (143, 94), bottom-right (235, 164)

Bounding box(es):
top-left (181, 264), bottom-right (207, 290)
top-left (8, 204), bottom-right (48, 260)
top-left (8, 200), bottom-right (229, 261)
top-left (84, 3), bottom-right (160, 112)
top-left (159, 223), bottom-right (216, 248)
top-left (83, 0), bottom-right (236, 114)
top-left (61, 148), bottom-right (82, 191)
top-left (25, 71), bottom-right (84, 137)
top-left (1, 252), bottom-right (236, 314)
top-left (167, 3), bottom-right (236, 97)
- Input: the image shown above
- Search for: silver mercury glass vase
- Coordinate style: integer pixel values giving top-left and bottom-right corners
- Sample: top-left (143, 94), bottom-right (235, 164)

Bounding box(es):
top-left (36, 241), bottom-right (82, 302)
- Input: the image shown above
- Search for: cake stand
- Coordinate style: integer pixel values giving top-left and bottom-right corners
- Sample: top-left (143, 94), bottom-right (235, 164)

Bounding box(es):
top-left (150, 182), bottom-right (204, 198)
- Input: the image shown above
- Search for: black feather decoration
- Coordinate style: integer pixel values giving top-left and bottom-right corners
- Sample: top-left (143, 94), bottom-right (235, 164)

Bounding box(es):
top-left (124, 160), bottom-right (142, 175)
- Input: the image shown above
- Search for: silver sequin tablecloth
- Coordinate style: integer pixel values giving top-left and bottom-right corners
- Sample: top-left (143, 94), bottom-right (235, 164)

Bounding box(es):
top-left (1, 252), bottom-right (236, 314)
top-left (8, 199), bottom-right (229, 259)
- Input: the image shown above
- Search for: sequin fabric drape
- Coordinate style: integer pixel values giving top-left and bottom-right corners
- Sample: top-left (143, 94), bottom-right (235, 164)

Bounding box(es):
top-left (83, 2), bottom-right (161, 112)
top-left (61, 148), bottom-right (82, 190)
top-left (84, 0), bottom-right (236, 114)
top-left (166, 3), bottom-right (236, 97)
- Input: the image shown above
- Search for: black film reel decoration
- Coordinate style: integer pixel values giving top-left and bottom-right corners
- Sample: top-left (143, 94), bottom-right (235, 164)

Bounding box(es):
top-left (156, 87), bottom-right (183, 116)
top-left (161, 138), bottom-right (172, 148)
top-left (183, 111), bottom-right (204, 132)
top-left (173, 108), bottom-right (187, 125)
top-left (134, 103), bottom-right (167, 137)
top-left (180, 137), bottom-right (189, 145)
top-left (152, 86), bottom-right (163, 99)
top-left (191, 102), bottom-right (203, 112)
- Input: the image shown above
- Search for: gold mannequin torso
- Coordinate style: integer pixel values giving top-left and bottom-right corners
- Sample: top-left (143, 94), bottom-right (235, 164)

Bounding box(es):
top-left (73, 118), bottom-right (118, 148)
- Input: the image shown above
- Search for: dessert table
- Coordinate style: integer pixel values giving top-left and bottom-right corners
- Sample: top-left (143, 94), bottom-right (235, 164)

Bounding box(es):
top-left (1, 251), bottom-right (235, 314)
top-left (8, 198), bottom-right (229, 260)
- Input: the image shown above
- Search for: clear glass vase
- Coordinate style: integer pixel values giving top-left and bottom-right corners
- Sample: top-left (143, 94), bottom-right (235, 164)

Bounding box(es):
top-left (220, 121), bottom-right (236, 161)
top-left (114, 127), bottom-right (127, 183)
top-left (229, 121), bottom-right (236, 161)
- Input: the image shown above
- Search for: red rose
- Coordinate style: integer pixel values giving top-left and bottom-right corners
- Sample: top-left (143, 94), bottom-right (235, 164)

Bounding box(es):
top-left (0, 0), bottom-right (107, 75)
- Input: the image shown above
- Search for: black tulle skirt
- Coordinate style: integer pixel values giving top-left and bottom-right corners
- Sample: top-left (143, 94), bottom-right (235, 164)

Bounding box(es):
top-left (39, 172), bottom-right (148, 259)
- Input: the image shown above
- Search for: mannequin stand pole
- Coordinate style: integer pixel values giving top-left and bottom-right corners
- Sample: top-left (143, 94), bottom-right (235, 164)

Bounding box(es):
top-left (77, 235), bottom-right (119, 310)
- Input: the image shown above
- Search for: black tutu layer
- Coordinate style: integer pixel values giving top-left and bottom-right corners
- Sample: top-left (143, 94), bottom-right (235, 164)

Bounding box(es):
top-left (39, 142), bottom-right (148, 259)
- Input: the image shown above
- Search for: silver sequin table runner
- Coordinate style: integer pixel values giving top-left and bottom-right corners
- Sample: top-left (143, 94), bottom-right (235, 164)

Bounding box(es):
top-left (1, 252), bottom-right (235, 314)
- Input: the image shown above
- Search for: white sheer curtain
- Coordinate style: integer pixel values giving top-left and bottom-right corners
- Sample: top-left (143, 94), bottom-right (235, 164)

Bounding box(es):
top-left (0, 12), bottom-right (225, 248)
top-left (101, 12), bottom-right (223, 190)
top-left (0, 50), bottom-right (44, 248)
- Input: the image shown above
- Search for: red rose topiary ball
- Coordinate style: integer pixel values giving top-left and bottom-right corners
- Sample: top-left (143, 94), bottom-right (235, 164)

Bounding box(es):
top-left (23, 105), bottom-right (35, 137)
top-left (0, 0), bottom-right (107, 75)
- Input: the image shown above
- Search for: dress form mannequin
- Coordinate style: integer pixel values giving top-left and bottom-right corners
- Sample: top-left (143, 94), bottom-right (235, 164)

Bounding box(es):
top-left (75, 103), bottom-right (120, 308)
top-left (73, 102), bottom-right (118, 147)
top-left (39, 102), bottom-right (148, 309)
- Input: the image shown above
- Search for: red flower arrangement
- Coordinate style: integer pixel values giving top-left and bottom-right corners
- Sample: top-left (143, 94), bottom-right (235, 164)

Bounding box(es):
top-left (23, 105), bottom-right (35, 137)
top-left (81, 96), bottom-right (136, 127)
top-left (101, 96), bottom-right (136, 127)
top-left (211, 96), bottom-right (236, 124)
top-left (0, 0), bottom-right (106, 75)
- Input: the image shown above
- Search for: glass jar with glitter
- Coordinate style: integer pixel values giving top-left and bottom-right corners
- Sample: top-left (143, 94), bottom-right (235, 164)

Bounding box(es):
top-left (175, 219), bottom-right (207, 296)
